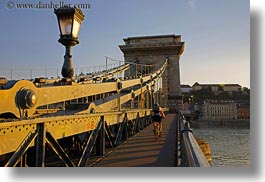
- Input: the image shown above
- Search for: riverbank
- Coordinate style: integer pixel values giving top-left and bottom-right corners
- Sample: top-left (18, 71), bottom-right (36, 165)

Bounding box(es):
top-left (190, 119), bottom-right (250, 128)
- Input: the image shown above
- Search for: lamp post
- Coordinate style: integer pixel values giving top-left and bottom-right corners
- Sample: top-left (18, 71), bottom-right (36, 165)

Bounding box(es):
top-left (190, 95), bottom-right (194, 112)
top-left (54, 7), bottom-right (85, 79)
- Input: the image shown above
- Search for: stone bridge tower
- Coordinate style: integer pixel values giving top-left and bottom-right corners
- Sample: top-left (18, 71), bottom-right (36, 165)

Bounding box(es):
top-left (119, 34), bottom-right (185, 110)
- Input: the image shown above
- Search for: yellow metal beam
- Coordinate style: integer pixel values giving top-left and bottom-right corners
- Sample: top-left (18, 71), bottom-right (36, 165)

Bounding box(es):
top-left (0, 60), bottom-right (167, 118)
top-left (0, 109), bottom-right (152, 155)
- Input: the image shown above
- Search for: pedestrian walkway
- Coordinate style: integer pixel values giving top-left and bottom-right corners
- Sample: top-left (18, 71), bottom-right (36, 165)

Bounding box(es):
top-left (93, 114), bottom-right (177, 167)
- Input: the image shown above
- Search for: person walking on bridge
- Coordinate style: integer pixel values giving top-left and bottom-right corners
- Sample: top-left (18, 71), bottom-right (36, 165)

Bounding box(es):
top-left (152, 103), bottom-right (165, 136)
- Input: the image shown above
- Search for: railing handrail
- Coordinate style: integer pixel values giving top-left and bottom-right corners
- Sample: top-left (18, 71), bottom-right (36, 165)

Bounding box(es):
top-left (178, 111), bottom-right (210, 167)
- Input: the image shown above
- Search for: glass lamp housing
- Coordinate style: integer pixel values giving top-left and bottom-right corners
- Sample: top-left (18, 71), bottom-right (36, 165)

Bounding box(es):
top-left (54, 7), bottom-right (84, 46)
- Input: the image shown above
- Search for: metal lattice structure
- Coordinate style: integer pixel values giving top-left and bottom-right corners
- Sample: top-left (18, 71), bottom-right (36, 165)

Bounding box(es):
top-left (0, 59), bottom-right (168, 167)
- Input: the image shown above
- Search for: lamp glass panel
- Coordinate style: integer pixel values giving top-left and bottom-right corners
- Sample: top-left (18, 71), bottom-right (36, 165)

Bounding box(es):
top-left (59, 18), bottom-right (73, 35)
top-left (72, 19), bottom-right (81, 38)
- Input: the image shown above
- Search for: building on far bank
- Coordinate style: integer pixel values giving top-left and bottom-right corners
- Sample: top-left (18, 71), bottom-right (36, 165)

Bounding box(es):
top-left (181, 84), bottom-right (192, 93)
top-left (182, 102), bottom-right (192, 114)
top-left (192, 82), bottom-right (241, 95)
top-left (236, 101), bottom-right (250, 119)
top-left (201, 100), bottom-right (237, 121)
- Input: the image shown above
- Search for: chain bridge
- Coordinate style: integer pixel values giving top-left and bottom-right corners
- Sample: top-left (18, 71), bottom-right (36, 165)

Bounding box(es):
top-left (0, 59), bottom-right (210, 167)
top-left (0, 7), bottom-right (210, 167)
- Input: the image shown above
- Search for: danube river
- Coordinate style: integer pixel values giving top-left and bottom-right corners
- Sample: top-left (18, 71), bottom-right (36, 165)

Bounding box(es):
top-left (191, 122), bottom-right (250, 167)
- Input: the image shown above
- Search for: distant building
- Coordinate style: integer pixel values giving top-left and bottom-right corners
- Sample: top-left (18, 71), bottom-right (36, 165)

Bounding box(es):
top-left (181, 84), bottom-right (192, 93)
top-left (194, 102), bottom-right (203, 112)
top-left (182, 102), bottom-right (191, 114)
top-left (192, 82), bottom-right (241, 94)
top-left (236, 101), bottom-right (250, 120)
top-left (202, 100), bottom-right (237, 120)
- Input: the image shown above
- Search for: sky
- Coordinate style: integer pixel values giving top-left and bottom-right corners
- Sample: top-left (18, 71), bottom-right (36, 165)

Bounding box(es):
top-left (0, 0), bottom-right (250, 88)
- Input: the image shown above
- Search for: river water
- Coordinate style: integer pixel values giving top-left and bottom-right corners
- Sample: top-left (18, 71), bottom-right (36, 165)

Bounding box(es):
top-left (191, 122), bottom-right (250, 167)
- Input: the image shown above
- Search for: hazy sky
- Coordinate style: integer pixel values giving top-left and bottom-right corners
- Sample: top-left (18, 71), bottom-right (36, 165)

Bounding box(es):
top-left (0, 0), bottom-right (250, 87)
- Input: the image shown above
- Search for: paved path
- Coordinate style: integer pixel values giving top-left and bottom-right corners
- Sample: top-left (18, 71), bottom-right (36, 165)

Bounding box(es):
top-left (94, 114), bottom-right (177, 167)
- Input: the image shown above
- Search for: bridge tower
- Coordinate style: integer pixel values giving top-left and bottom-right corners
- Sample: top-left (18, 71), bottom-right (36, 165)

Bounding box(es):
top-left (119, 34), bottom-right (185, 110)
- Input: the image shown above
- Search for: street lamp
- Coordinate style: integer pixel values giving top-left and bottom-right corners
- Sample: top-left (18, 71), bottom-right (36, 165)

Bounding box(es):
top-left (191, 95), bottom-right (194, 102)
top-left (54, 7), bottom-right (85, 79)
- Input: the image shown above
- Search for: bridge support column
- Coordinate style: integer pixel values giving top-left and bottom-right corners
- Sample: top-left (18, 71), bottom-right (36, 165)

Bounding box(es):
top-left (119, 35), bottom-right (184, 110)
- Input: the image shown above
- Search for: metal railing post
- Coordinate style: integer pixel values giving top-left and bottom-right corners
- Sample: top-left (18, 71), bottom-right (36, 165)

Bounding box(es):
top-left (35, 123), bottom-right (46, 167)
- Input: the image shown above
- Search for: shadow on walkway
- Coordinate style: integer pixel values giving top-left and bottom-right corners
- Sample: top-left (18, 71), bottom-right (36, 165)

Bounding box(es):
top-left (94, 114), bottom-right (177, 167)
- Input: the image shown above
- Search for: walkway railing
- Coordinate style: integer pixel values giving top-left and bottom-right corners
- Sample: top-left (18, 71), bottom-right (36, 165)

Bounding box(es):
top-left (0, 62), bottom-right (125, 80)
top-left (177, 112), bottom-right (210, 167)
top-left (0, 109), bottom-right (153, 167)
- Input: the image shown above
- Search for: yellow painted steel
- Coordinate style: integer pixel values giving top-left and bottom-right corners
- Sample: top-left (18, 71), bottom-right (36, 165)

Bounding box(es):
top-left (0, 80), bottom-right (117, 118)
top-left (0, 61), bottom-right (167, 118)
top-left (0, 59), bottom-right (168, 156)
top-left (0, 64), bottom-right (131, 118)
top-left (0, 109), bottom-right (151, 155)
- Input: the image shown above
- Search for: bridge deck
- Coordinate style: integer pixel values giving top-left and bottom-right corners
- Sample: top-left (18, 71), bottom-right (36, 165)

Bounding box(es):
top-left (93, 114), bottom-right (177, 167)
